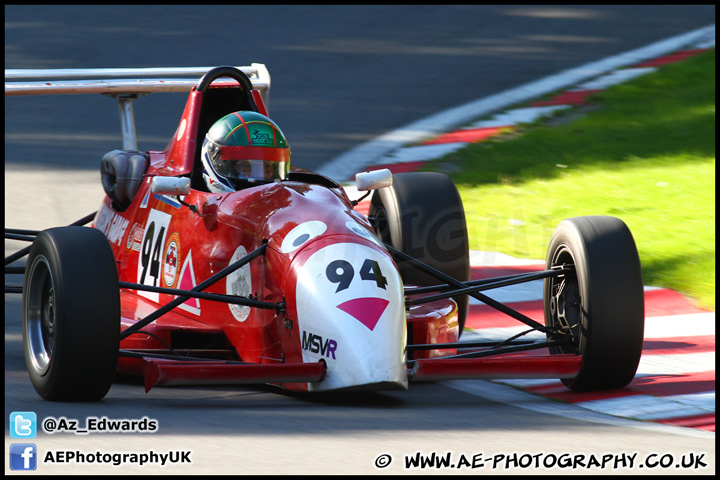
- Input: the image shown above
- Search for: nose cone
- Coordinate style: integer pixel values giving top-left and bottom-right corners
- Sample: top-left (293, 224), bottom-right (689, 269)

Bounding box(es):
top-left (290, 240), bottom-right (408, 391)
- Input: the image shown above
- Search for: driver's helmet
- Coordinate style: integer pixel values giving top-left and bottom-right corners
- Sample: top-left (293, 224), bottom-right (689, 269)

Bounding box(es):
top-left (200, 111), bottom-right (290, 192)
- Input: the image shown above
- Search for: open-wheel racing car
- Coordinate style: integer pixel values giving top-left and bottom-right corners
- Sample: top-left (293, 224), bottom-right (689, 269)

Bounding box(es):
top-left (5, 65), bottom-right (645, 401)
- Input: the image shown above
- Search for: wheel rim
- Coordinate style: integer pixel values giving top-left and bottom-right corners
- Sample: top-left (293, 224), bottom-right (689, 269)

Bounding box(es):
top-left (547, 245), bottom-right (582, 354)
top-left (25, 255), bottom-right (56, 375)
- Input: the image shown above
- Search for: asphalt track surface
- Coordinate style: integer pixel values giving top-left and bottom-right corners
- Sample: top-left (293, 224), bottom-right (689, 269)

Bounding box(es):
top-left (4, 5), bottom-right (716, 475)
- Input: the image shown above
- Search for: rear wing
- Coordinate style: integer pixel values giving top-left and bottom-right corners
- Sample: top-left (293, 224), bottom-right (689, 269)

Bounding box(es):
top-left (4, 64), bottom-right (271, 150)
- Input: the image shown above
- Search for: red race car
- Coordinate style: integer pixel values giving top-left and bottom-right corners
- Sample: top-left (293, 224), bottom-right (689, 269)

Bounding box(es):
top-left (5, 65), bottom-right (645, 401)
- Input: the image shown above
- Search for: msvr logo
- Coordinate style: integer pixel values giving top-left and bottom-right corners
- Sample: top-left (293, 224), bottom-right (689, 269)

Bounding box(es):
top-left (302, 331), bottom-right (338, 360)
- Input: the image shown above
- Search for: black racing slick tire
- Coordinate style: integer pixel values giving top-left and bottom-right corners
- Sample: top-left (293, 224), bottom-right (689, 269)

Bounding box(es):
top-left (22, 227), bottom-right (120, 401)
top-left (544, 216), bottom-right (644, 391)
top-left (369, 172), bottom-right (470, 334)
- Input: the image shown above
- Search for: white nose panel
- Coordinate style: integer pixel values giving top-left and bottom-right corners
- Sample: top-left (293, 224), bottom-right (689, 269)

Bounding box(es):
top-left (295, 242), bottom-right (408, 391)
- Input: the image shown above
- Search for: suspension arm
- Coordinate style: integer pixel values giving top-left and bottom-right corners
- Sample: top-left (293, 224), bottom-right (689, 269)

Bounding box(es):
top-left (120, 241), bottom-right (268, 339)
top-left (386, 245), bottom-right (551, 333)
top-left (406, 266), bottom-right (573, 306)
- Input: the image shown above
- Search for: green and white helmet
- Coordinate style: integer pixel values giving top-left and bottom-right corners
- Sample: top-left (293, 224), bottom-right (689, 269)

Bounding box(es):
top-left (201, 111), bottom-right (290, 192)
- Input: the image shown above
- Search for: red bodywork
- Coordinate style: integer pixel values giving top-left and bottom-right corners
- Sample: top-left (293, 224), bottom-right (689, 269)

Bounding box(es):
top-left (91, 79), bottom-right (457, 391)
top-left (91, 77), bottom-right (582, 393)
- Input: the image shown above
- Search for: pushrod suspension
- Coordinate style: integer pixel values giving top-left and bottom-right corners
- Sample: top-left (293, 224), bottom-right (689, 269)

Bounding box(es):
top-left (386, 245), bottom-right (551, 333)
top-left (4, 211), bottom-right (97, 266)
top-left (118, 281), bottom-right (282, 311)
top-left (405, 266), bottom-right (572, 306)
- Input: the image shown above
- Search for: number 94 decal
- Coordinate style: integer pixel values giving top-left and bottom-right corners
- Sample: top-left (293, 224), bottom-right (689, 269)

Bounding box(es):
top-left (136, 209), bottom-right (171, 302)
top-left (326, 258), bottom-right (388, 293)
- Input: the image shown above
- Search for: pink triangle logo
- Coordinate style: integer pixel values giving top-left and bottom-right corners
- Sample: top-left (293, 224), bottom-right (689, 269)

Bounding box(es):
top-left (337, 297), bottom-right (390, 331)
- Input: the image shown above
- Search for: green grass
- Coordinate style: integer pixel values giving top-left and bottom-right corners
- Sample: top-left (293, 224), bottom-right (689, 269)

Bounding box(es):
top-left (433, 49), bottom-right (716, 309)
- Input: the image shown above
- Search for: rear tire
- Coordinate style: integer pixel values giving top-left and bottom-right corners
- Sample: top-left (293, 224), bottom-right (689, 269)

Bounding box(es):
top-left (544, 216), bottom-right (644, 390)
top-left (22, 227), bottom-right (120, 401)
top-left (369, 172), bottom-right (470, 334)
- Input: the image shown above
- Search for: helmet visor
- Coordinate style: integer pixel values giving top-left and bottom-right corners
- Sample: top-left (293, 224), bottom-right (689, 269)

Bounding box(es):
top-left (214, 145), bottom-right (290, 182)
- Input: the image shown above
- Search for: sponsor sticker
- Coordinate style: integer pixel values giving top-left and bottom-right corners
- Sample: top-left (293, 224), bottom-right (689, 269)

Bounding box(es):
top-left (162, 233), bottom-right (181, 288)
top-left (301, 329), bottom-right (339, 362)
top-left (95, 204), bottom-right (130, 247)
top-left (126, 223), bottom-right (144, 251)
top-left (226, 245), bottom-right (253, 322)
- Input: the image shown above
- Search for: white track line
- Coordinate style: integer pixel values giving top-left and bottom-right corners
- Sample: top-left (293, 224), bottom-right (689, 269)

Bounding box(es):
top-left (469, 105), bottom-right (570, 128)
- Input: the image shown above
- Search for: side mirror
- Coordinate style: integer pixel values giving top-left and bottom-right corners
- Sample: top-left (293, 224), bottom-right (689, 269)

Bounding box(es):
top-left (355, 169), bottom-right (393, 191)
top-left (151, 176), bottom-right (191, 196)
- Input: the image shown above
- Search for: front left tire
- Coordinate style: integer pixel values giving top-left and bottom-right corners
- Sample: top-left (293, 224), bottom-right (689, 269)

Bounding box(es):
top-left (23, 227), bottom-right (120, 401)
top-left (369, 172), bottom-right (470, 334)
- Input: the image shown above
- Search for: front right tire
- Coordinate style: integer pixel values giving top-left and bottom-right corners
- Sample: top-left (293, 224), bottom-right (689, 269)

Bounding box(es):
top-left (544, 216), bottom-right (644, 391)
